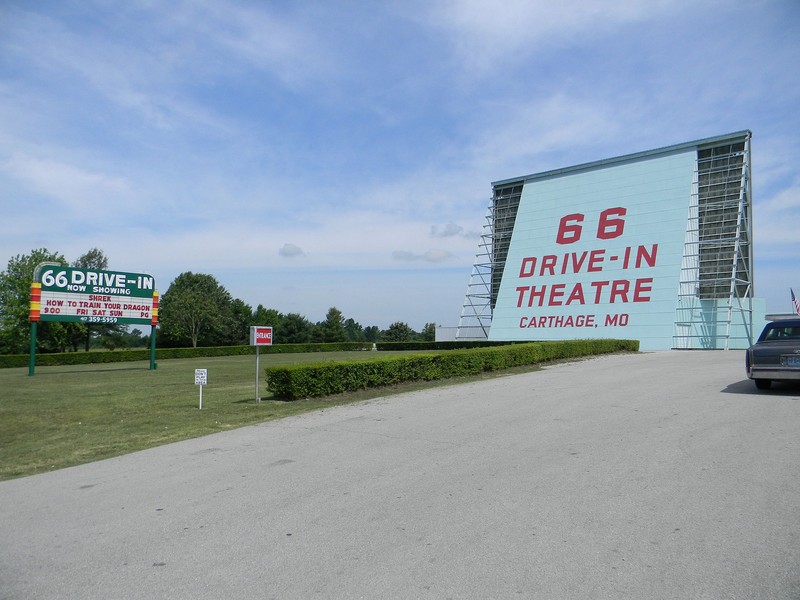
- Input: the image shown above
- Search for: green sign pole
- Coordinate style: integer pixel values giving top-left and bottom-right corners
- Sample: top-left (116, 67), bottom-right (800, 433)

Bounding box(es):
top-left (28, 321), bottom-right (37, 377)
top-left (150, 324), bottom-right (157, 370)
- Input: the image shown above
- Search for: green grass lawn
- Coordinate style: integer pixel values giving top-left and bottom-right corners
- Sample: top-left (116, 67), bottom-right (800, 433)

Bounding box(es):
top-left (0, 350), bottom-right (464, 481)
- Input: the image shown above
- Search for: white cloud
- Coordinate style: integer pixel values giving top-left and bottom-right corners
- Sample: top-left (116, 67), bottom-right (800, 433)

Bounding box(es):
top-left (392, 250), bottom-right (417, 261)
top-left (176, 1), bottom-right (340, 88)
top-left (431, 222), bottom-right (463, 237)
top-left (760, 183), bottom-right (800, 214)
top-left (279, 243), bottom-right (306, 258)
top-left (0, 3), bottom-right (314, 137)
top-left (424, 0), bottom-right (692, 73)
top-left (2, 152), bottom-right (134, 215)
top-left (65, 209), bottom-right (475, 280)
top-left (431, 221), bottom-right (482, 240)
top-left (754, 182), bottom-right (800, 249)
top-left (1, 0), bottom-right (799, 327)
top-left (462, 94), bottom-right (622, 178)
top-left (393, 249), bottom-right (456, 263)
top-left (425, 249), bottom-right (457, 262)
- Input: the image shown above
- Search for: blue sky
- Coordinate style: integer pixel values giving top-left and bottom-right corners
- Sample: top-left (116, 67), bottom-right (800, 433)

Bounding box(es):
top-left (1, 0), bottom-right (799, 330)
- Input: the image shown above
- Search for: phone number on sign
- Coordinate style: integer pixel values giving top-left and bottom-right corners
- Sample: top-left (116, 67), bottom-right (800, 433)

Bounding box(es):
top-left (80, 316), bottom-right (119, 324)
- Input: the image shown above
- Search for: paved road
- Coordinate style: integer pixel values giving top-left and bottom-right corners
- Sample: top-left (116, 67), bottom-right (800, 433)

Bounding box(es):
top-left (1, 351), bottom-right (799, 599)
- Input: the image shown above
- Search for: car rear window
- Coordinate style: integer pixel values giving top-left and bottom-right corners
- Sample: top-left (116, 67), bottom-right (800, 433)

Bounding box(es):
top-left (763, 326), bottom-right (800, 340)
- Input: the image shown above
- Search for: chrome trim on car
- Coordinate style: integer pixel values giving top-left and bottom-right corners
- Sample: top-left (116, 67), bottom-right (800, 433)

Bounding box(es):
top-left (748, 369), bottom-right (800, 381)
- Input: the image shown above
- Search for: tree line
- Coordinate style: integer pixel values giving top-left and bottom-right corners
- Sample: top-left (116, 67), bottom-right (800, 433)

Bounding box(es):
top-left (0, 248), bottom-right (436, 354)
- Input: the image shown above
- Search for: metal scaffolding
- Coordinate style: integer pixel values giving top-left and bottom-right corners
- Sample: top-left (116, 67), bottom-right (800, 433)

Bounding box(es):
top-left (674, 132), bottom-right (754, 349)
top-left (456, 182), bottom-right (522, 340)
top-left (455, 206), bottom-right (494, 340)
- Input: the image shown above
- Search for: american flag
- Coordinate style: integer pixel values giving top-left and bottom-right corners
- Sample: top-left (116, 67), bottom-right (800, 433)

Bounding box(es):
top-left (792, 288), bottom-right (800, 317)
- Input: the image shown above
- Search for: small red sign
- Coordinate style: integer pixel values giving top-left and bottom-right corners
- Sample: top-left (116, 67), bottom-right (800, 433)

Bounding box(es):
top-left (250, 326), bottom-right (273, 346)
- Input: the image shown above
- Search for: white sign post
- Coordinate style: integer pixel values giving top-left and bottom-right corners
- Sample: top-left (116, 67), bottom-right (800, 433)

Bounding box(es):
top-left (249, 326), bottom-right (273, 403)
top-left (195, 368), bottom-right (208, 409)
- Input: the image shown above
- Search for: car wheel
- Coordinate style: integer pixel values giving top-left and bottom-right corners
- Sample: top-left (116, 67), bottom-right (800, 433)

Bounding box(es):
top-left (754, 379), bottom-right (771, 390)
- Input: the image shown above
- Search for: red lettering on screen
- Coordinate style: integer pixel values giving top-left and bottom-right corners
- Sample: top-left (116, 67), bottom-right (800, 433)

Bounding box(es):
top-left (555, 213), bottom-right (584, 244)
top-left (596, 207), bottom-right (627, 240)
top-left (633, 277), bottom-right (653, 302)
top-left (504, 206), bottom-right (663, 332)
top-left (517, 244), bottom-right (655, 278)
top-left (556, 208), bottom-right (627, 245)
top-left (515, 278), bottom-right (655, 308)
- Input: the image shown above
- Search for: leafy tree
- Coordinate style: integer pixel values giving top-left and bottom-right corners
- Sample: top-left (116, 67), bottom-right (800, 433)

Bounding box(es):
top-left (99, 330), bottom-right (125, 351)
top-left (278, 313), bottom-right (314, 344)
top-left (344, 318), bottom-right (366, 342)
top-left (71, 248), bottom-right (119, 351)
top-left (420, 322), bottom-right (436, 342)
top-left (252, 304), bottom-right (284, 343)
top-left (381, 321), bottom-right (417, 342)
top-left (363, 325), bottom-right (380, 343)
top-left (73, 247), bottom-right (109, 271)
top-left (224, 298), bottom-right (253, 346)
top-left (158, 272), bottom-right (233, 347)
top-left (315, 307), bottom-right (346, 342)
top-left (120, 328), bottom-right (150, 348)
top-left (0, 248), bottom-right (69, 354)
top-left (253, 304), bottom-right (282, 327)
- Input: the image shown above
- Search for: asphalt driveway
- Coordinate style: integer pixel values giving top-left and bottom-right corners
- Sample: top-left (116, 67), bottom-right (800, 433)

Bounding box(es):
top-left (1, 351), bottom-right (799, 599)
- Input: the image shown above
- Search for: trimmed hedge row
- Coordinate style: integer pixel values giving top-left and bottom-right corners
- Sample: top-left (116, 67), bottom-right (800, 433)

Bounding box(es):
top-left (0, 341), bottom-right (377, 369)
top-left (0, 349), bottom-right (151, 368)
top-left (375, 340), bottom-right (518, 351)
top-left (152, 341), bottom-right (376, 357)
top-left (265, 339), bottom-right (639, 399)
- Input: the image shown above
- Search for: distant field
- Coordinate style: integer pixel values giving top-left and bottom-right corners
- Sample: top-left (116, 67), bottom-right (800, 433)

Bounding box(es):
top-left (1, 351), bottom-right (533, 481)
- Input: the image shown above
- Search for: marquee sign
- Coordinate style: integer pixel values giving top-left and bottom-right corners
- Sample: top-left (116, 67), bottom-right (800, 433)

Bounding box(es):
top-left (30, 266), bottom-right (158, 326)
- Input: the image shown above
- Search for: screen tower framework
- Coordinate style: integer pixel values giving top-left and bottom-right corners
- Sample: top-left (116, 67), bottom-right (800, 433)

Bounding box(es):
top-left (457, 131), bottom-right (758, 350)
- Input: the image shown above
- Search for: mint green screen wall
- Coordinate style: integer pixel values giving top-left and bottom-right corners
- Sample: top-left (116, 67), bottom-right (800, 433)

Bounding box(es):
top-left (488, 149), bottom-right (696, 350)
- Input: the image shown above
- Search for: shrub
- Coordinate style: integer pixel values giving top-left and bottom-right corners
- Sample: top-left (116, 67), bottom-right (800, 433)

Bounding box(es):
top-left (266, 339), bottom-right (638, 399)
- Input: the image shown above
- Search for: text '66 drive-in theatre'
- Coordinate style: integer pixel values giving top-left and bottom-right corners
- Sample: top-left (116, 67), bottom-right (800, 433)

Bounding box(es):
top-left (442, 131), bottom-right (766, 351)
